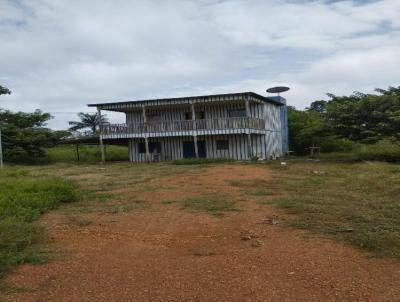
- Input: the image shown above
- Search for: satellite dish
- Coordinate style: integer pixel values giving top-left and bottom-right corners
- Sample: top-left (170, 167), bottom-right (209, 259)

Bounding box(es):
top-left (266, 86), bottom-right (290, 95)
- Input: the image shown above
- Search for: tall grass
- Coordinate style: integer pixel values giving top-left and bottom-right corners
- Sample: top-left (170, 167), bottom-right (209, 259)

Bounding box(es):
top-left (0, 169), bottom-right (78, 279)
top-left (315, 140), bottom-right (400, 163)
top-left (46, 145), bottom-right (129, 163)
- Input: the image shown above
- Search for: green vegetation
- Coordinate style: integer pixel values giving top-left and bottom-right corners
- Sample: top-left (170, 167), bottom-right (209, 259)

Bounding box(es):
top-left (0, 109), bottom-right (69, 163)
top-left (172, 158), bottom-right (233, 165)
top-left (227, 178), bottom-right (277, 197)
top-left (288, 85), bottom-right (400, 159)
top-left (46, 145), bottom-right (129, 163)
top-left (314, 140), bottom-right (400, 163)
top-left (0, 169), bottom-right (78, 279)
top-left (68, 112), bottom-right (107, 134)
top-left (183, 194), bottom-right (239, 217)
top-left (262, 160), bottom-right (400, 258)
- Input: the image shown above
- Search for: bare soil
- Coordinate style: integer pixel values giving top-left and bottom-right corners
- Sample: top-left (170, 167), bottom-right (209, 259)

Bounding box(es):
top-left (5, 165), bottom-right (400, 302)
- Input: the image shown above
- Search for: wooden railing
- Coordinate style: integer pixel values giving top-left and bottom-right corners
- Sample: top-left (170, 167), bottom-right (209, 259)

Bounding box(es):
top-left (101, 117), bottom-right (265, 135)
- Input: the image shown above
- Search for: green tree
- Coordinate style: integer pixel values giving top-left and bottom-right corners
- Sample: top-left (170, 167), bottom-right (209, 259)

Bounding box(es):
top-left (0, 109), bottom-right (63, 162)
top-left (68, 112), bottom-right (108, 134)
top-left (287, 106), bottom-right (326, 154)
top-left (325, 87), bottom-right (400, 143)
top-left (0, 85), bottom-right (11, 95)
top-left (307, 100), bottom-right (327, 113)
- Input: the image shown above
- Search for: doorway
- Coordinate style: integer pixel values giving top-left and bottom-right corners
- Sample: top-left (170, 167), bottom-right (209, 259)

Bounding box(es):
top-left (183, 140), bottom-right (206, 158)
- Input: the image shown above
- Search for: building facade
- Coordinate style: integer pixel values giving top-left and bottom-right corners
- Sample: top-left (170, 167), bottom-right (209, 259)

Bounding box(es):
top-left (88, 92), bottom-right (288, 162)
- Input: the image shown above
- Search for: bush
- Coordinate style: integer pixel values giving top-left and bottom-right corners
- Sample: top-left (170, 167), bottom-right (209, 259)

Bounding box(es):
top-left (0, 171), bottom-right (79, 278)
top-left (354, 140), bottom-right (400, 162)
top-left (317, 140), bottom-right (400, 163)
top-left (318, 136), bottom-right (356, 153)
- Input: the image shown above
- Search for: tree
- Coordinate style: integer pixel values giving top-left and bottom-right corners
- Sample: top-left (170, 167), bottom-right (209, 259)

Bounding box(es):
top-left (325, 87), bottom-right (400, 143)
top-left (0, 85), bottom-right (11, 95)
top-left (0, 109), bottom-right (64, 162)
top-left (68, 112), bottom-right (108, 134)
top-left (307, 100), bottom-right (327, 113)
top-left (288, 106), bottom-right (326, 154)
top-left (374, 86), bottom-right (400, 96)
top-left (288, 85), bottom-right (400, 154)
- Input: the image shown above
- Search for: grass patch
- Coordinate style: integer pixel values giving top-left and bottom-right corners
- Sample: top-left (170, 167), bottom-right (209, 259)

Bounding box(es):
top-left (266, 160), bottom-right (400, 258)
top-left (227, 179), bottom-right (276, 197)
top-left (188, 249), bottom-right (216, 257)
top-left (172, 158), bottom-right (233, 165)
top-left (182, 194), bottom-right (239, 217)
top-left (0, 169), bottom-right (79, 282)
top-left (161, 200), bottom-right (176, 205)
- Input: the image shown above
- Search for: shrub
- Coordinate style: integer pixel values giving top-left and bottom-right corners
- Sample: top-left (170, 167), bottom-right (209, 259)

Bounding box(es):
top-left (318, 136), bottom-right (356, 153)
top-left (354, 140), bottom-right (400, 162)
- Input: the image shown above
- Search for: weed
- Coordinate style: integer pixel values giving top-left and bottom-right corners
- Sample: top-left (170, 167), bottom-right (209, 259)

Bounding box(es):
top-left (183, 195), bottom-right (239, 217)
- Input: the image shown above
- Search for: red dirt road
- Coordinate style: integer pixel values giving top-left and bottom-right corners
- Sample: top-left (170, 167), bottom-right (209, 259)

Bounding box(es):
top-left (5, 165), bottom-right (400, 302)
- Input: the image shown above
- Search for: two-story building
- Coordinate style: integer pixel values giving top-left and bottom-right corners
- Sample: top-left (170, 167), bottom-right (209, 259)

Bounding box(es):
top-left (88, 92), bottom-right (288, 162)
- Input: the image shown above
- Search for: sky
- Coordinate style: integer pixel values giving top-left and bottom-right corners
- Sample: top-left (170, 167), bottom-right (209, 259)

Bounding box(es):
top-left (0, 0), bottom-right (399, 129)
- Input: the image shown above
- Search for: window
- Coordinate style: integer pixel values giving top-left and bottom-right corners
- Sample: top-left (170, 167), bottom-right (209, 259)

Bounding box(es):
top-left (228, 109), bottom-right (246, 118)
top-left (197, 111), bottom-right (205, 119)
top-left (216, 140), bottom-right (229, 150)
top-left (147, 114), bottom-right (161, 123)
top-left (138, 142), bottom-right (161, 153)
top-left (185, 111), bottom-right (205, 120)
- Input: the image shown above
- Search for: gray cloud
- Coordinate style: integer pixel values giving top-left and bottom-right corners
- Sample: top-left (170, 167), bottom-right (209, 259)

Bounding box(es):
top-left (0, 0), bottom-right (399, 128)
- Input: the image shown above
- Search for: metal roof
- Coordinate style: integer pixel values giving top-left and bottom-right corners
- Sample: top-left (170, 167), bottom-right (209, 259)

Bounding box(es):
top-left (87, 92), bottom-right (285, 108)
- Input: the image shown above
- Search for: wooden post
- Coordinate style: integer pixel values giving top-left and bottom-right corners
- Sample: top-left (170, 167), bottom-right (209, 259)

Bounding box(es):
top-left (142, 106), bottom-right (150, 162)
top-left (245, 98), bottom-right (253, 158)
top-left (191, 102), bottom-right (199, 158)
top-left (97, 107), bottom-right (106, 163)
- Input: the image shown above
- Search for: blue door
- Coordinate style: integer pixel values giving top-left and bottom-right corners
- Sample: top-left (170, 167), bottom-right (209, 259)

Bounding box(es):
top-left (183, 141), bottom-right (206, 158)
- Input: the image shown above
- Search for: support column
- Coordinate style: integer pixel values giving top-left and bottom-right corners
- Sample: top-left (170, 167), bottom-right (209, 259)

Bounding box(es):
top-left (142, 106), bottom-right (150, 162)
top-left (191, 102), bottom-right (199, 158)
top-left (97, 107), bottom-right (106, 163)
top-left (144, 137), bottom-right (150, 163)
top-left (245, 97), bottom-right (253, 159)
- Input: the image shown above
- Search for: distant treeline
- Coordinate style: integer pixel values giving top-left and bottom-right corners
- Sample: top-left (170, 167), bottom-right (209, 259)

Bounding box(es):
top-left (0, 86), bottom-right (399, 163)
top-left (288, 86), bottom-right (400, 157)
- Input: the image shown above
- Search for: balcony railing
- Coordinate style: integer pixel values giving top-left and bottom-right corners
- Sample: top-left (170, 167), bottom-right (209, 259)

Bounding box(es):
top-left (101, 117), bottom-right (265, 135)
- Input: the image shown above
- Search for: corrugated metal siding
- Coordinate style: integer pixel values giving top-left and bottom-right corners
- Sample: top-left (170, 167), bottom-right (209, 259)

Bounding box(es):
top-left (128, 133), bottom-right (285, 162)
top-left (123, 100), bottom-right (285, 162)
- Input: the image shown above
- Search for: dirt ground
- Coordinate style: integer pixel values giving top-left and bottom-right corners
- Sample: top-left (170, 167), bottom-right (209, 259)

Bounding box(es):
top-left (5, 165), bottom-right (400, 302)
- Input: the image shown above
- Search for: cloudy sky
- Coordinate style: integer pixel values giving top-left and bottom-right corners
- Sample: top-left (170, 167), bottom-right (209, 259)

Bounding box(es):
top-left (0, 0), bottom-right (399, 129)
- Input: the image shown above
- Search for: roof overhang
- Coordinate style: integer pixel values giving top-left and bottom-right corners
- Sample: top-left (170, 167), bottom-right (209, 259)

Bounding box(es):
top-left (88, 92), bottom-right (285, 112)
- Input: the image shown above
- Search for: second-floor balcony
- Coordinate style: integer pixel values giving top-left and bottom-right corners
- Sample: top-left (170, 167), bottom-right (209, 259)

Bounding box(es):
top-left (101, 117), bottom-right (266, 138)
